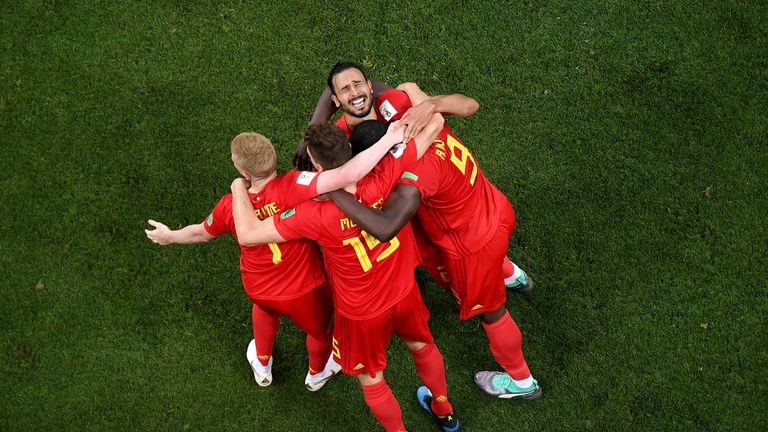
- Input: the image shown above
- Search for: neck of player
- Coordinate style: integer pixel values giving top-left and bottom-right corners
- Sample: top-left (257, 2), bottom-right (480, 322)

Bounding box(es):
top-left (249, 172), bottom-right (277, 194)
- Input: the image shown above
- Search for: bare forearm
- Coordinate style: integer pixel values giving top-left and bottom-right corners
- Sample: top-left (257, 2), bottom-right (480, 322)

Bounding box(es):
top-left (309, 86), bottom-right (338, 125)
top-left (329, 191), bottom-right (399, 241)
top-left (430, 93), bottom-right (479, 117)
top-left (329, 186), bottom-right (421, 242)
top-left (415, 113), bottom-right (445, 159)
top-left (231, 183), bottom-right (262, 245)
top-left (169, 224), bottom-right (212, 244)
top-left (317, 124), bottom-right (404, 193)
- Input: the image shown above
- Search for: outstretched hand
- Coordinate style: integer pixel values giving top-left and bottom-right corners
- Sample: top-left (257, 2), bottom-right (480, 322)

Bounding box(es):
top-left (145, 219), bottom-right (172, 245)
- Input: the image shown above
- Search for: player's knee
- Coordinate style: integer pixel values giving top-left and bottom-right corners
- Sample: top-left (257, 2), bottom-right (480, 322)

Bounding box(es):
top-left (357, 370), bottom-right (384, 386)
top-left (402, 339), bottom-right (427, 353)
top-left (479, 306), bottom-right (507, 325)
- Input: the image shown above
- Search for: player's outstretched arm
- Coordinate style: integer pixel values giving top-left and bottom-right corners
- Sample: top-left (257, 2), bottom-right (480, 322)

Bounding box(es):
top-left (314, 121), bottom-right (405, 194)
top-left (145, 220), bottom-right (215, 245)
top-left (328, 184), bottom-right (421, 242)
top-left (293, 80), bottom-right (392, 171)
top-left (397, 82), bottom-right (479, 142)
top-left (230, 178), bottom-right (286, 246)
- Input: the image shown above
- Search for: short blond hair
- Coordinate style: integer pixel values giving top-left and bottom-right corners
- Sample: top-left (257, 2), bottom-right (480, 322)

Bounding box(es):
top-left (230, 132), bottom-right (277, 179)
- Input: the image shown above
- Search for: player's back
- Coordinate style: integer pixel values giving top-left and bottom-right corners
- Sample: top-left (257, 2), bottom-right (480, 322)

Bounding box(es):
top-left (274, 142), bottom-right (421, 320)
top-left (205, 171), bottom-right (326, 301)
top-left (401, 125), bottom-right (511, 258)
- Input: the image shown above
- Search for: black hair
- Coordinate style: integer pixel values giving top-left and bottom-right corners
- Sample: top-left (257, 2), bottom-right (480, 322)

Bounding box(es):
top-left (350, 120), bottom-right (388, 156)
top-left (327, 62), bottom-right (368, 95)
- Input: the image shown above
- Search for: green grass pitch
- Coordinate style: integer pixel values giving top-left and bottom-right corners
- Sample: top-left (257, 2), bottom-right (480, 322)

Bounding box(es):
top-left (1, 1), bottom-right (766, 431)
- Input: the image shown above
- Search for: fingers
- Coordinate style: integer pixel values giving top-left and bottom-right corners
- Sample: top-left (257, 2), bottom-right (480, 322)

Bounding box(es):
top-left (145, 228), bottom-right (160, 243)
top-left (404, 122), bottom-right (419, 143)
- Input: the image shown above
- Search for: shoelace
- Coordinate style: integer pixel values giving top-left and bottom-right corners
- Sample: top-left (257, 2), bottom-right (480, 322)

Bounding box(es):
top-left (492, 373), bottom-right (516, 389)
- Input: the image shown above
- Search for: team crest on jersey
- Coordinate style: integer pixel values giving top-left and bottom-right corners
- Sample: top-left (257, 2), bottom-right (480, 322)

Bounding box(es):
top-left (296, 171), bottom-right (317, 186)
top-left (389, 142), bottom-right (406, 159)
top-left (206, 214), bottom-right (213, 226)
top-left (280, 208), bottom-right (296, 219)
top-left (378, 99), bottom-right (397, 121)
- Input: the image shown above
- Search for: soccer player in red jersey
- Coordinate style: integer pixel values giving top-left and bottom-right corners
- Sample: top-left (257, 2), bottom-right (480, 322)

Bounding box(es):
top-left (230, 120), bottom-right (460, 432)
top-left (328, 86), bottom-right (542, 400)
top-left (298, 62), bottom-right (534, 294)
top-left (144, 128), bottom-right (406, 391)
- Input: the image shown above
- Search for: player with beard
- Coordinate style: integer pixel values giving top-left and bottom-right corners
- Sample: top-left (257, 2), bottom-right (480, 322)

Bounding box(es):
top-left (295, 62), bottom-right (534, 294)
top-left (327, 87), bottom-right (542, 401)
top-left (145, 127), bottom-right (411, 392)
top-left (230, 118), bottom-right (461, 432)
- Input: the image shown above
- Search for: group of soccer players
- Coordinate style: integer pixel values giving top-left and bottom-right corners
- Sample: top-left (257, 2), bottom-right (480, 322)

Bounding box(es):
top-left (145, 62), bottom-right (540, 432)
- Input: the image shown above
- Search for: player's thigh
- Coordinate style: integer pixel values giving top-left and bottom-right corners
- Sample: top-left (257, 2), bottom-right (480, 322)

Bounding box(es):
top-left (446, 229), bottom-right (509, 320)
top-left (259, 284), bottom-right (333, 339)
top-left (333, 312), bottom-right (393, 377)
top-left (392, 286), bottom-right (434, 345)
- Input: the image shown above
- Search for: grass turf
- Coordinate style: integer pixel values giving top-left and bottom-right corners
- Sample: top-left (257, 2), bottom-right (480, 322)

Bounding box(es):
top-left (1, 1), bottom-right (766, 430)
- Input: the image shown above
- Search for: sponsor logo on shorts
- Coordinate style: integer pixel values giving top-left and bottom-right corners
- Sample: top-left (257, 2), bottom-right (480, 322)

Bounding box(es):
top-left (436, 395), bottom-right (448, 402)
top-left (353, 363), bottom-right (365, 371)
top-left (401, 171), bottom-right (418, 181)
top-left (470, 304), bottom-right (484, 311)
top-left (296, 171), bottom-right (317, 186)
top-left (379, 99), bottom-right (397, 121)
top-left (280, 208), bottom-right (296, 219)
top-left (258, 355), bottom-right (270, 361)
top-left (207, 214), bottom-right (213, 226)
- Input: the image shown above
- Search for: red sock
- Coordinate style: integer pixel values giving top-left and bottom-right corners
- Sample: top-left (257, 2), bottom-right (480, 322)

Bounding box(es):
top-left (306, 330), bottom-right (332, 375)
top-left (483, 311), bottom-right (531, 380)
top-left (251, 304), bottom-right (279, 366)
top-left (502, 256), bottom-right (515, 279)
top-left (411, 343), bottom-right (453, 416)
top-left (361, 379), bottom-right (406, 432)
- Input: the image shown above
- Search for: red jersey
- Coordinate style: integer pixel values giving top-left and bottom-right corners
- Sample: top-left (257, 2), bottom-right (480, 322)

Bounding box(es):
top-left (399, 125), bottom-right (513, 258)
top-left (335, 115), bottom-right (353, 137)
top-left (273, 142), bottom-right (421, 320)
top-left (204, 171), bottom-right (326, 301)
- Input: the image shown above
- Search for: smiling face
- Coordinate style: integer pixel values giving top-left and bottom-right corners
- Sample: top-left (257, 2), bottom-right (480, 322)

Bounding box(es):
top-left (330, 68), bottom-right (374, 118)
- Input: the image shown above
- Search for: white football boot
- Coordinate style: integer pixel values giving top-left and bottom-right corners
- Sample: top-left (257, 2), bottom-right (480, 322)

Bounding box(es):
top-left (246, 339), bottom-right (273, 387)
top-left (304, 353), bottom-right (341, 392)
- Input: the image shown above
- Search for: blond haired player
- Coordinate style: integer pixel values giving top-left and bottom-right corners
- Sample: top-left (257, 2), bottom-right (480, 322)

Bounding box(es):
top-left (145, 128), bottom-right (405, 391)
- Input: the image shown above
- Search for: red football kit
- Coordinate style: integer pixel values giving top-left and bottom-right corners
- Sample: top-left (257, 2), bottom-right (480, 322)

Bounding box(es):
top-left (337, 114), bottom-right (452, 289)
top-left (335, 115), bottom-right (353, 137)
top-left (204, 170), bottom-right (326, 301)
top-left (204, 170), bottom-right (333, 371)
top-left (399, 125), bottom-right (516, 319)
top-left (273, 141), bottom-right (434, 375)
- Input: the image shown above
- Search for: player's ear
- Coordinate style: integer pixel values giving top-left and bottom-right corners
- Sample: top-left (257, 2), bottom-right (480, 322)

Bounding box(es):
top-left (331, 94), bottom-right (340, 108)
top-left (306, 147), bottom-right (325, 173)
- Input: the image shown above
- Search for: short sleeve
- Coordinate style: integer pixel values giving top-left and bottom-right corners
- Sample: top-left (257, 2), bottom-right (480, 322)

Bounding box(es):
top-left (203, 195), bottom-right (232, 237)
top-left (398, 153), bottom-right (440, 200)
top-left (272, 201), bottom-right (320, 242)
top-left (280, 170), bottom-right (320, 208)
